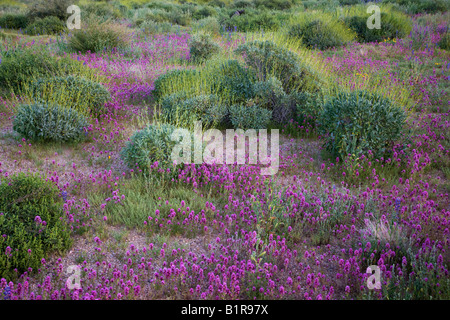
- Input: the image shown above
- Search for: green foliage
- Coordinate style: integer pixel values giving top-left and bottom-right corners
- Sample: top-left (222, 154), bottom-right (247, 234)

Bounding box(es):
top-left (162, 93), bottom-right (228, 128)
top-left (0, 173), bottom-right (72, 280)
top-left (13, 103), bottom-right (89, 143)
top-left (152, 69), bottom-right (200, 102)
top-left (210, 59), bottom-right (255, 104)
top-left (438, 33), bottom-right (450, 50)
top-left (0, 13), bottom-right (28, 29)
top-left (219, 9), bottom-right (282, 32)
top-left (385, 0), bottom-right (450, 14)
top-left (27, 0), bottom-right (72, 21)
top-left (289, 20), bottom-right (345, 50)
top-left (24, 16), bottom-right (66, 35)
top-left (253, 76), bottom-right (286, 110)
top-left (341, 5), bottom-right (412, 43)
top-left (234, 40), bottom-right (313, 93)
top-left (189, 32), bottom-right (221, 63)
top-left (30, 75), bottom-right (111, 116)
top-left (253, 0), bottom-right (293, 10)
top-left (68, 20), bottom-right (129, 53)
top-left (194, 17), bottom-right (221, 35)
top-left (120, 123), bottom-right (180, 174)
top-left (0, 48), bottom-right (84, 92)
top-left (229, 104), bottom-right (272, 129)
top-left (292, 91), bottom-right (323, 126)
top-left (80, 1), bottom-right (124, 21)
top-left (318, 90), bottom-right (406, 159)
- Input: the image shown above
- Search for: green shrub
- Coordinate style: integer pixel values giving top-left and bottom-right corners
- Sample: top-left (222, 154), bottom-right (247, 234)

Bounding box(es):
top-left (210, 59), bottom-right (255, 104)
top-left (194, 17), bottom-right (221, 35)
top-left (289, 20), bottom-right (346, 50)
top-left (68, 20), bottom-right (129, 53)
top-left (27, 0), bottom-right (71, 21)
top-left (189, 32), bottom-right (221, 63)
top-left (0, 13), bottom-right (28, 29)
top-left (253, 76), bottom-right (286, 110)
top-left (318, 90), bottom-right (406, 159)
top-left (30, 75), bottom-right (110, 116)
top-left (162, 93), bottom-right (228, 128)
top-left (25, 16), bottom-right (66, 35)
top-left (438, 33), bottom-right (450, 50)
top-left (234, 40), bottom-right (308, 93)
top-left (0, 48), bottom-right (84, 92)
top-left (229, 104), bottom-right (272, 129)
top-left (386, 0), bottom-right (449, 14)
top-left (120, 123), bottom-right (181, 173)
top-left (219, 9), bottom-right (281, 32)
top-left (292, 91), bottom-right (323, 127)
top-left (193, 6), bottom-right (217, 20)
top-left (80, 1), bottom-right (124, 21)
top-left (0, 172), bottom-right (72, 280)
top-left (152, 69), bottom-right (200, 102)
top-left (140, 20), bottom-right (174, 34)
top-left (342, 8), bottom-right (412, 43)
top-left (13, 103), bottom-right (89, 143)
top-left (253, 0), bottom-right (293, 10)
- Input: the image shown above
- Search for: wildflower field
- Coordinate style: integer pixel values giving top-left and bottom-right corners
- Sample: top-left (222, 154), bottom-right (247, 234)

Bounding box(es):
top-left (0, 0), bottom-right (449, 302)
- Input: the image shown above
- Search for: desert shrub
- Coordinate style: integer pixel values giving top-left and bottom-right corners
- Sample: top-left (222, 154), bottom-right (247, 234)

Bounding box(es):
top-left (80, 1), bottom-right (124, 21)
top-left (24, 16), bottom-right (65, 35)
top-left (120, 123), bottom-right (181, 173)
top-left (229, 104), bottom-right (272, 129)
top-left (162, 93), bottom-right (228, 128)
top-left (27, 0), bottom-right (71, 21)
top-left (253, 0), bottom-right (293, 10)
top-left (0, 13), bottom-right (28, 29)
top-left (292, 91), bottom-right (323, 126)
top-left (189, 32), bottom-right (221, 63)
top-left (318, 90), bottom-right (406, 159)
top-left (385, 0), bottom-right (450, 14)
top-left (166, 10), bottom-right (191, 26)
top-left (219, 9), bottom-right (281, 32)
top-left (13, 103), bottom-right (89, 143)
top-left (234, 40), bottom-right (310, 93)
top-left (341, 6), bottom-right (412, 43)
top-left (231, 0), bottom-right (255, 9)
top-left (210, 59), bottom-right (255, 104)
top-left (438, 33), bottom-right (450, 50)
top-left (289, 19), bottom-right (348, 50)
top-left (0, 173), bottom-right (72, 280)
top-left (0, 48), bottom-right (83, 92)
top-left (140, 20), bottom-right (174, 34)
top-left (253, 76), bottom-right (286, 110)
top-left (193, 6), bottom-right (217, 20)
top-left (152, 69), bottom-right (200, 102)
top-left (194, 17), bottom-right (221, 35)
top-left (30, 75), bottom-right (110, 116)
top-left (68, 20), bottom-right (129, 53)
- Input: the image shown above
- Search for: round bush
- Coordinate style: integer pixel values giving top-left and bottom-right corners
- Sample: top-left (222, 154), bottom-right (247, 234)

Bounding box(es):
top-left (229, 104), bottom-right (272, 130)
top-left (0, 13), bottom-right (29, 29)
top-left (0, 172), bottom-right (72, 280)
top-left (0, 48), bottom-right (83, 92)
top-left (13, 103), bottom-right (89, 143)
top-left (289, 20), bottom-right (346, 50)
top-left (344, 12), bottom-right (410, 43)
top-left (318, 90), bottom-right (406, 159)
top-left (210, 59), bottom-right (255, 104)
top-left (234, 40), bottom-right (313, 93)
top-left (30, 75), bottom-right (111, 116)
top-left (68, 21), bottom-right (129, 53)
top-left (189, 32), bottom-right (221, 64)
top-left (163, 93), bottom-right (228, 128)
top-left (152, 69), bottom-right (200, 102)
top-left (120, 123), bottom-right (181, 173)
top-left (253, 76), bottom-right (286, 110)
top-left (24, 16), bottom-right (65, 35)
